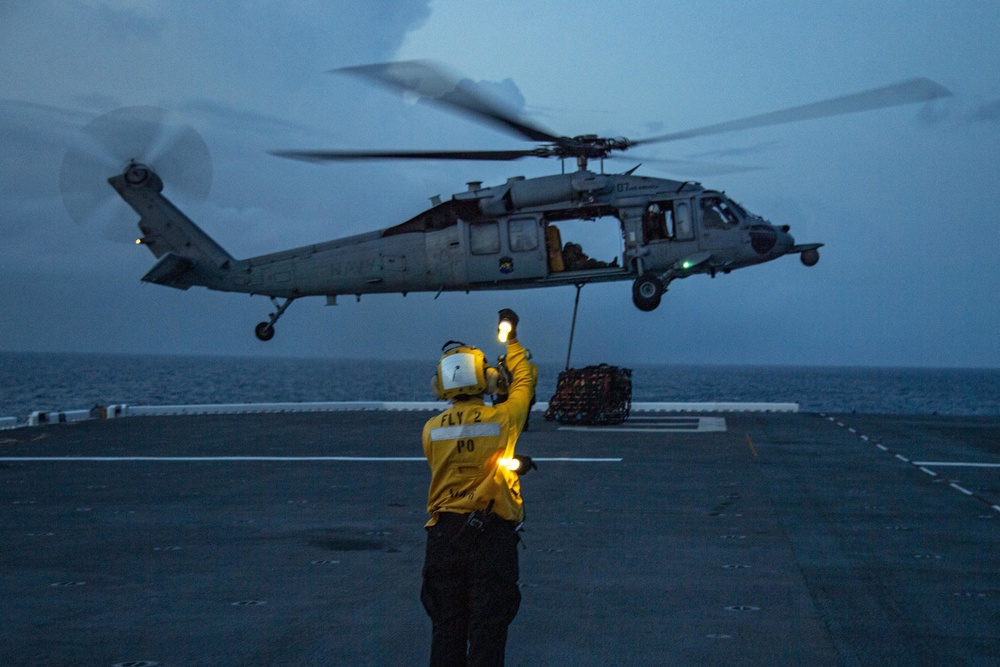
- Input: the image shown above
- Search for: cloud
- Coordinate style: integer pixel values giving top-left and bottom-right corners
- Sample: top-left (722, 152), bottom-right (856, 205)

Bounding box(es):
top-left (901, 96), bottom-right (1000, 128)
top-left (970, 99), bottom-right (1000, 122)
top-left (76, 0), bottom-right (165, 39)
top-left (682, 141), bottom-right (781, 160)
top-left (0, 99), bottom-right (91, 237)
top-left (1, 1), bottom-right (999, 368)
top-left (179, 98), bottom-right (334, 143)
top-left (465, 77), bottom-right (527, 112)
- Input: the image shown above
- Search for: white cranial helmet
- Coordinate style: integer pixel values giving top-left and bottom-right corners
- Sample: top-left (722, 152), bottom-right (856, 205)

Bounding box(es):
top-left (431, 341), bottom-right (499, 400)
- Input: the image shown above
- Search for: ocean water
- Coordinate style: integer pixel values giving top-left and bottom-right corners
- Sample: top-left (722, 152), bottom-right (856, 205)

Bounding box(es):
top-left (1, 352), bottom-right (998, 420)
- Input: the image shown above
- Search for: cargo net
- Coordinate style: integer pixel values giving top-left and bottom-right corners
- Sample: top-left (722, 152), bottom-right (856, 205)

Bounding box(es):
top-left (544, 364), bottom-right (632, 425)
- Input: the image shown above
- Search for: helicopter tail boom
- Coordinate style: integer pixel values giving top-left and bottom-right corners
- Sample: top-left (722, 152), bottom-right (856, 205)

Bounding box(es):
top-left (109, 163), bottom-right (238, 291)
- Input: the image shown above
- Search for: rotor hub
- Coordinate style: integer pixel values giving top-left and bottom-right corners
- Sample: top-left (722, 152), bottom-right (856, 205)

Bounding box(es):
top-left (124, 162), bottom-right (152, 185)
top-left (122, 161), bottom-right (163, 193)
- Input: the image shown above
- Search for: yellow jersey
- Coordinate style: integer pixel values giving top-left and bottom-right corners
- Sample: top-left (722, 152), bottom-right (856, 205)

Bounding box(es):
top-left (422, 340), bottom-right (537, 526)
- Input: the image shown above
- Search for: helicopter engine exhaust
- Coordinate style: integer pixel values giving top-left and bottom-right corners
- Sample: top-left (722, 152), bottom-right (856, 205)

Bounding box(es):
top-left (477, 173), bottom-right (615, 216)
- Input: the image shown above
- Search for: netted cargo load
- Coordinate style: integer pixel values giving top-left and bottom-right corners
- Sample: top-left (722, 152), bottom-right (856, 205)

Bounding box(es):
top-left (544, 364), bottom-right (632, 425)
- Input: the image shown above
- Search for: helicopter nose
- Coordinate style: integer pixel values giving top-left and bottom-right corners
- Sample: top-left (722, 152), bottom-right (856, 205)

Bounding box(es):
top-left (749, 225), bottom-right (777, 254)
top-left (749, 224), bottom-right (795, 256)
top-left (775, 227), bottom-right (795, 255)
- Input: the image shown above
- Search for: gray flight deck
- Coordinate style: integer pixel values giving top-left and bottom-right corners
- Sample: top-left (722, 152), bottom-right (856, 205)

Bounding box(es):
top-left (2, 408), bottom-right (999, 666)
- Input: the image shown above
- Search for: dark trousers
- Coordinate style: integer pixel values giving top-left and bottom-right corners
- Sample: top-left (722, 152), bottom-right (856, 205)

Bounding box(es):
top-left (421, 512), bottom-right (521, 667)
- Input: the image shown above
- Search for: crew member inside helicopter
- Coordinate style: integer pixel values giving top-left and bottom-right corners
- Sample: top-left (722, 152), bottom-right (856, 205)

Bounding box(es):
top-left (700, 195), bottom-right (740, 229)
top-left (561, 241), bottom-right (618, 270)
top-left (545, 222), bottom-right (619, 272)
top-left (642, 202), bottom-right (678, 243)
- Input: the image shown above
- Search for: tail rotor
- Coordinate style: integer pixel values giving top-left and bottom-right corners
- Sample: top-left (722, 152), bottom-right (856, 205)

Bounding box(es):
top-left (59, 106), bottom-right (212, 242)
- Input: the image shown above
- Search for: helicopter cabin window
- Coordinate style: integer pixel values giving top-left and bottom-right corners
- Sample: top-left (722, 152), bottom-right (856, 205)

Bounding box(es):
top-left (469, 221), bottom-right (500, 255)
top-left (642, 203), bottom-right (667, 242)
top-left (508, 218), bottom-right (539, 252)
top-left (674, 201), bottom-right (693, 240)
top-left (642, 200), bottom-right (696, 242)
top-left (700, 196), bottom-right (740, 229)
top-left (643, 201), bottom-right (681, 242)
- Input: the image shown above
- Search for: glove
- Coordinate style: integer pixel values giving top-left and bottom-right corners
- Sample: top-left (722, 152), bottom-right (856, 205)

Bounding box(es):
top-left (498, 309), bottom-right (519, 342)
top-left (513, 454), bottom-right (537, 475)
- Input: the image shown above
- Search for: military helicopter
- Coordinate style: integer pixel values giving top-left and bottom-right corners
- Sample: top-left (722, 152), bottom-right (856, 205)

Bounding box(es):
top-left (60, 61), bottom-right (951, 340)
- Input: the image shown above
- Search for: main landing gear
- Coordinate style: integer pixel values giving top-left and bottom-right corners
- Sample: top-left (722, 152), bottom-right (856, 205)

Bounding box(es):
top-left (632, 275), bottom-right (665, 312)
top-left (255, 296), bottom-right (296, 341)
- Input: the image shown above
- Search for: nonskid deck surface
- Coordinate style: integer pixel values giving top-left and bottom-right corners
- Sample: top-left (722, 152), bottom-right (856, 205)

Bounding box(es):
top-left (1, 411), bottom-right (999, 666)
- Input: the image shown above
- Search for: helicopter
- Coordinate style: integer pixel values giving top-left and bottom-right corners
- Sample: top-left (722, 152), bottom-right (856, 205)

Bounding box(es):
top-left (61, 61), bottom-right (951, 341)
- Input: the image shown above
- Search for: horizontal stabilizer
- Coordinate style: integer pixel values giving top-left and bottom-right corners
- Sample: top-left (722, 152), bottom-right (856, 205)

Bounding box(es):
top-left (142, 253), bottom-right (194, 289)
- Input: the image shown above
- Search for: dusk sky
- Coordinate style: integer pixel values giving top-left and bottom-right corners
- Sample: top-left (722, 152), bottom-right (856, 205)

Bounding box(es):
top-left (2, 1), bottom-right (998, 367)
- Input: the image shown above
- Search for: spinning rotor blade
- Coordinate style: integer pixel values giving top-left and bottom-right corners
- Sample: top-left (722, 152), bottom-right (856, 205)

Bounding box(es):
top-left (59, 106), bottom-right (212, 242)
top-left (335, 60), bottom-right (561, 143)
top-left (630, 77), bottom-right (952, 147)
top-left (274, 67), bottom-right (951, 171)
top-left (269, 148), bottom-right (545, 163)
top-left (608, 154), bottom-right (764, 177)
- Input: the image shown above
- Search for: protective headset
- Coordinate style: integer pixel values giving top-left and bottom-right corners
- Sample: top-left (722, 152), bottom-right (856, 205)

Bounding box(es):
top-left (431, 341), bottom-right (499, 400)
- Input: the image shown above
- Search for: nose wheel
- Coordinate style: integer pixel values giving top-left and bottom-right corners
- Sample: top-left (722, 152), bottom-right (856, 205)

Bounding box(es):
top-left (255, 296), bottom-right (296, 341)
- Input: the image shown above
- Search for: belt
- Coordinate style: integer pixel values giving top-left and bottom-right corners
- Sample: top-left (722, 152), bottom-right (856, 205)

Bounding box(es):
top-left (435, 510), bottom-right (519, 531)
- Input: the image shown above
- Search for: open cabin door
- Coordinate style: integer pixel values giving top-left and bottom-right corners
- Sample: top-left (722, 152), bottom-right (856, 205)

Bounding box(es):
top-left (464, 214), bottom-right (547, 284)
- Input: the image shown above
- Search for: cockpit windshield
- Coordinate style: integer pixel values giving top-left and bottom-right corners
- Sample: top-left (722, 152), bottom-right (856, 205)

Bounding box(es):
top-left (700, 194), bottom-right (742, 228)
top-left (727, 199), bottom-right (749, 219)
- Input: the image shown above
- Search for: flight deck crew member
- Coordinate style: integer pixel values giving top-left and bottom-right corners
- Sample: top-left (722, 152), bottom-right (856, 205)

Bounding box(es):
top-left (421, 309), bottom-right (538, 667)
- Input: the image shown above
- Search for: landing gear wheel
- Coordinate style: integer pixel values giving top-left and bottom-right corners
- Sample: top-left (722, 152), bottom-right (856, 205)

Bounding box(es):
top-left (255, 322), bottom-right (275, 341)
top-left (632, 275), bottom-right (663, 312)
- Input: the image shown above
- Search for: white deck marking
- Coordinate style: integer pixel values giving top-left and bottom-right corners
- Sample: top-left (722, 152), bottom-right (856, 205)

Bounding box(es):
top-left (536, 458), bottom-right (623, 462)
top-left (0, 456), bottom-right (429, 462)
top-left (831, 418), bottom-right (1000, 513)
top-left (0, 456), bottom-right (622, 463)
top-left (559, 417), bottom-right (726, 433)
top-left (912, 461), bottom-right (1000, 468)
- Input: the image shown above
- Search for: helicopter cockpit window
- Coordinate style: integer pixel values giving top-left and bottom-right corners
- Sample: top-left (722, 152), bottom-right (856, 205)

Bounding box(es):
top-left (728, 199), bottom-right (749, 219)
top-left (469, 221), bottom-right (500, 255)
top-left (508, 218), bottom-right (539, 252)
top-left (700, 196), bottom-right (740, 229)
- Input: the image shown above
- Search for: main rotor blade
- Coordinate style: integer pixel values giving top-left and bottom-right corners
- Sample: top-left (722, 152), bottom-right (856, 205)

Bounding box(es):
top-left (630, 77), bottom-right (952, 147)
top-left (608, 154), bottom-right (765, 177)
top-left (334, 60), bottom-right (561, 144)
top-left (269, 148), bottom-right (544, 163)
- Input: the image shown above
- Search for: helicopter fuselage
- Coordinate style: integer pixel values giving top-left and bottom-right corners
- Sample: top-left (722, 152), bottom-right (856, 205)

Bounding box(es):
top-left (77, 64), bottom-right (956, 340)
top-left (112, 164), bottom-right (821, 338)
